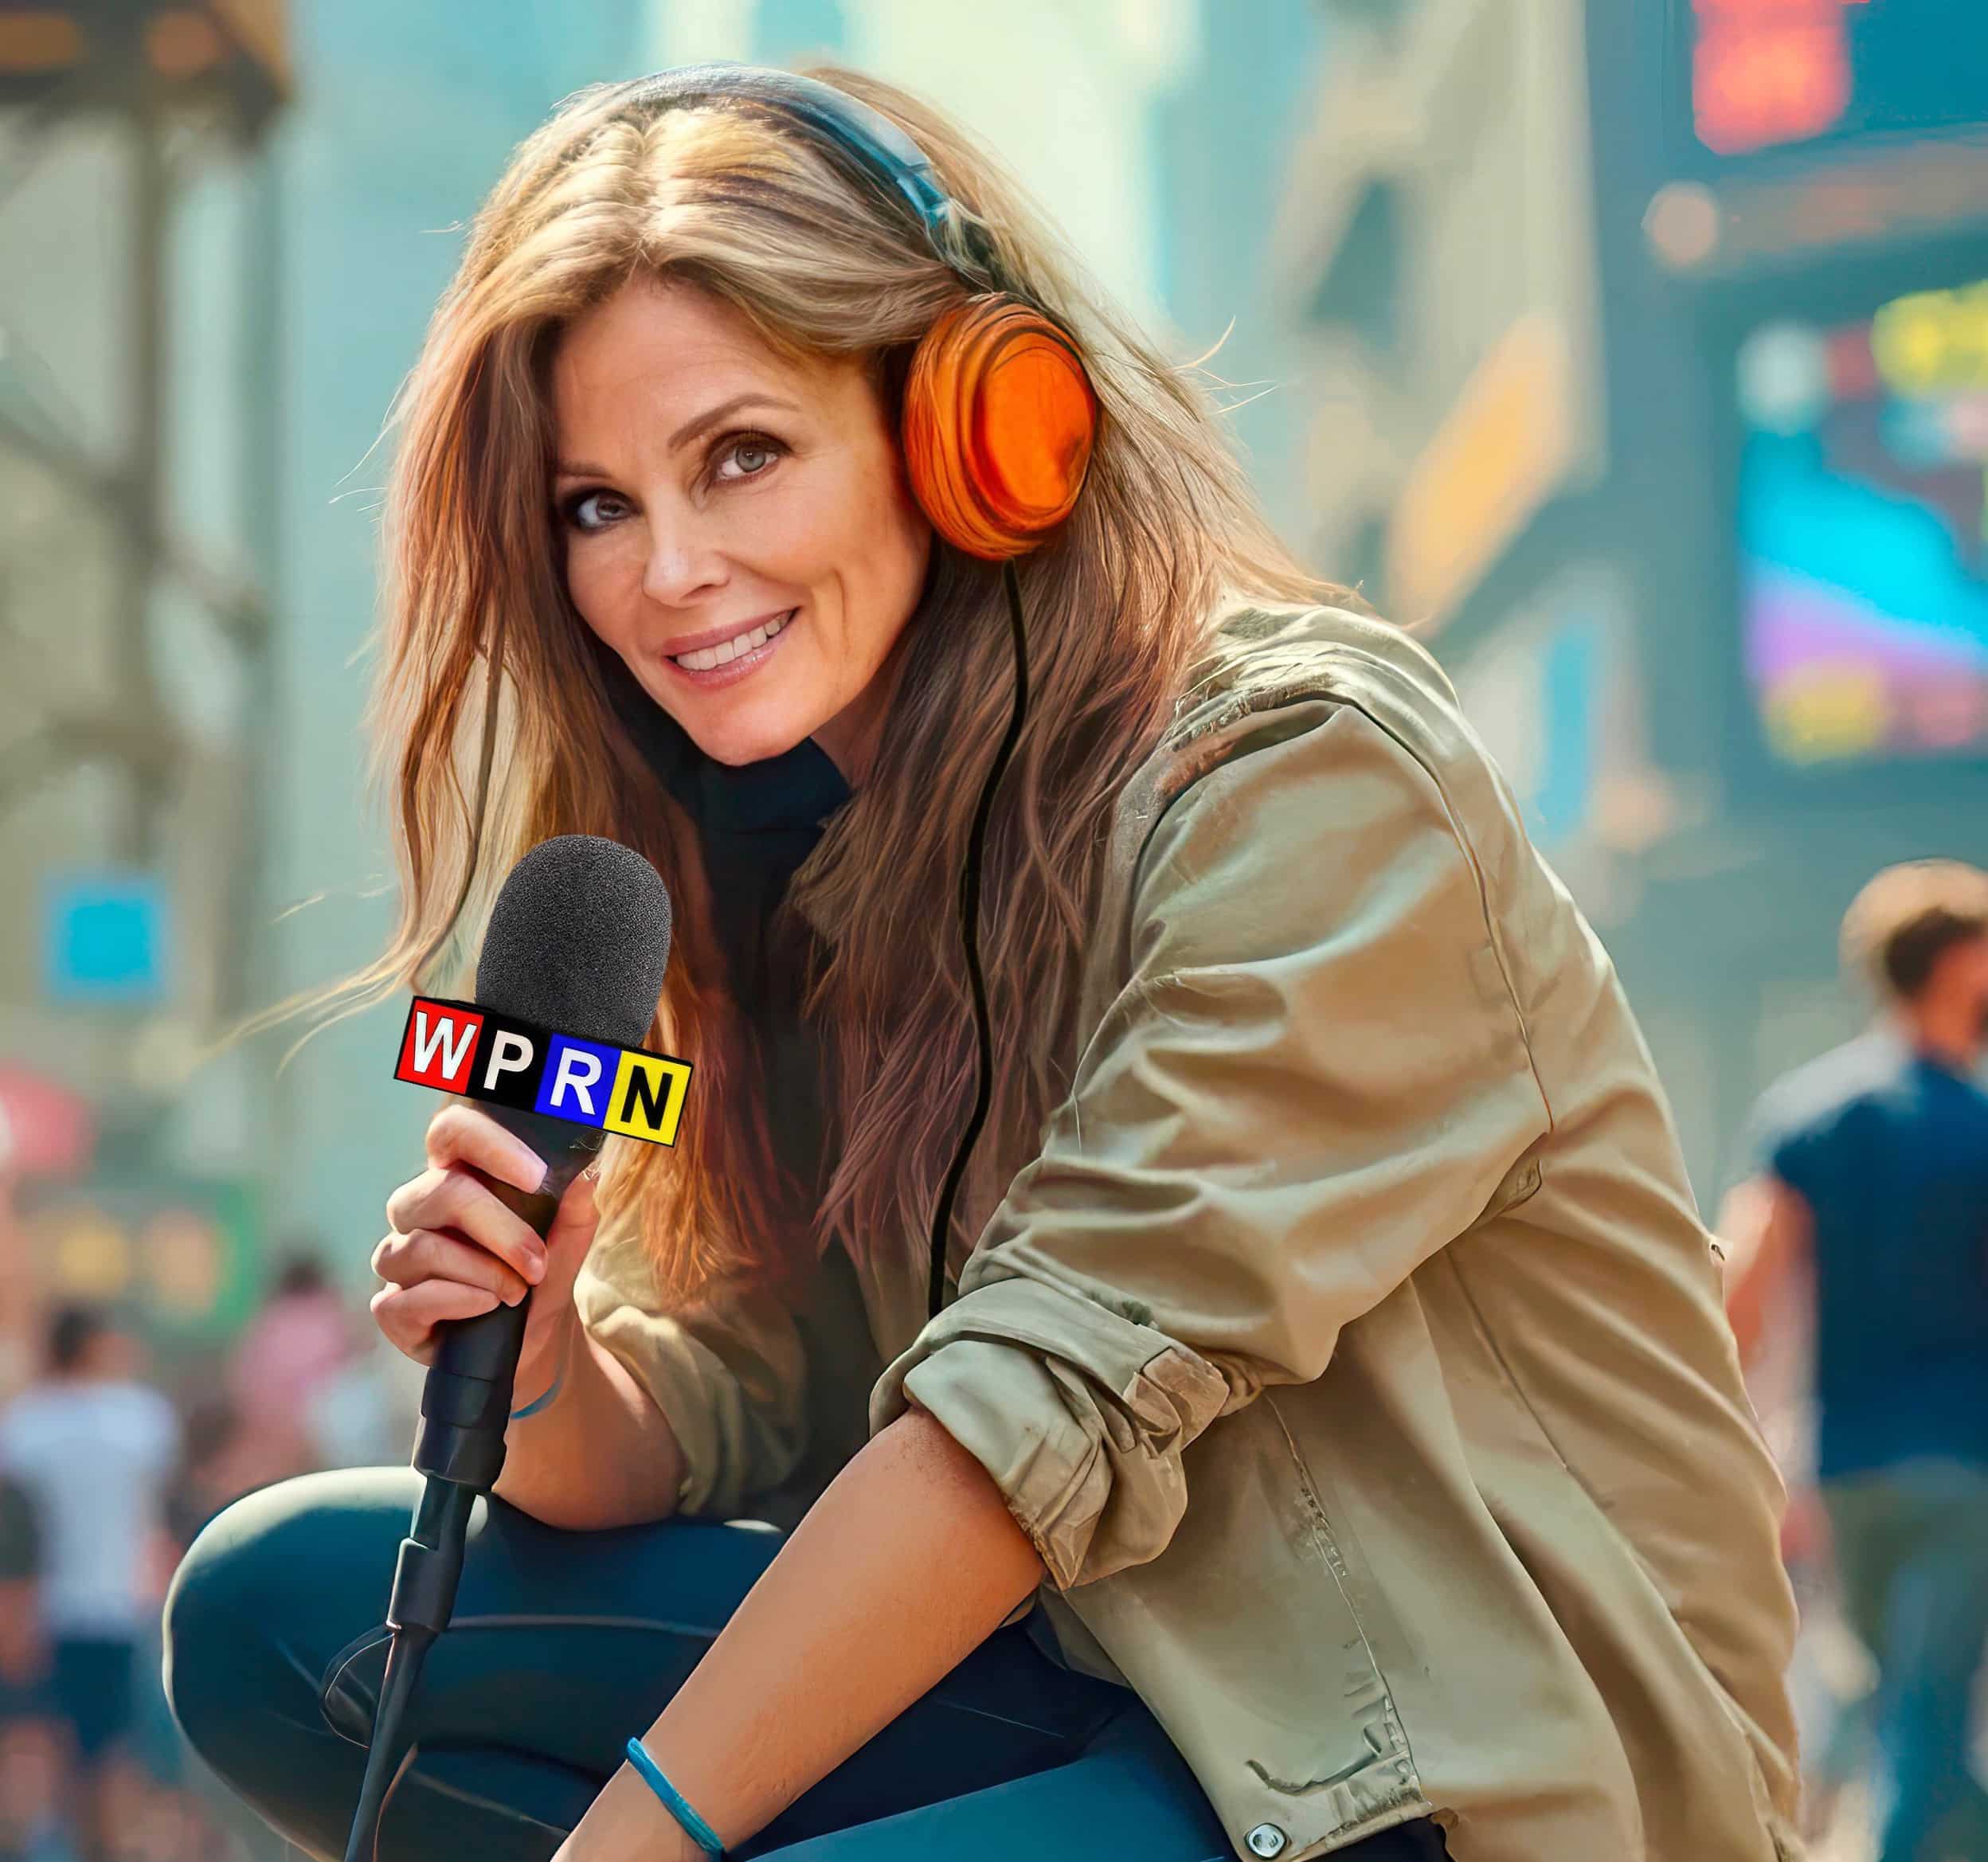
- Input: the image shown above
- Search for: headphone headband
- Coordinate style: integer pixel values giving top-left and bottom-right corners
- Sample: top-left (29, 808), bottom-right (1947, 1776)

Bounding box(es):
top-left (624, 62), bottom-right (998, 283)
top-left (608, 59), bottom-right (1096, 572)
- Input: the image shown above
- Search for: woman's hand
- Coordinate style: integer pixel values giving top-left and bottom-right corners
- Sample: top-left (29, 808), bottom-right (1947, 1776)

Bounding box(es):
top-left (371, 1103), bottom-right (601, 1386)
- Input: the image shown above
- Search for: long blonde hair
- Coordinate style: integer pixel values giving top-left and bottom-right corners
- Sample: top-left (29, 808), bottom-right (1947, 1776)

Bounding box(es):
top-left (284, 64), bottom-right (1348, 1303)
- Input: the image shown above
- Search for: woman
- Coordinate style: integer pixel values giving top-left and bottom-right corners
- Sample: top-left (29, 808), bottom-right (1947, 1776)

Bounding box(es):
top-left (163, 63), bottom-right (1803, 1862)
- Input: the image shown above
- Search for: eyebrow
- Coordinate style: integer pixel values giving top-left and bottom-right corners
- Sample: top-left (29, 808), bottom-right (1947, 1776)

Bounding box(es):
top-left (554, 393), bottom-right (804, 479)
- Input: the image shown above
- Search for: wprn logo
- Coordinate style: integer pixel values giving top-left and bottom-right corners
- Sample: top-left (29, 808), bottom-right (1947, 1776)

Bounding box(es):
top-left (393, 996), bottom-right (691, 1145)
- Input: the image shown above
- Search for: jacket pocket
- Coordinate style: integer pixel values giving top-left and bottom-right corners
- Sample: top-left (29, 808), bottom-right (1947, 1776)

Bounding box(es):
top-left (1055, 1401), bottom-right (1427, 1854)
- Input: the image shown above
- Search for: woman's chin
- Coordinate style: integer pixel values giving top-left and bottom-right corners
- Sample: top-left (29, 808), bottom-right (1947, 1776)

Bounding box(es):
top-left (686, 714), bottom-right (818, 769)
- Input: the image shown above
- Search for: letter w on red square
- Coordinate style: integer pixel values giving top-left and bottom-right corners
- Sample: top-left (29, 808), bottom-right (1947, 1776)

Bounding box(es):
top-left (396, 998), bottom-right (485, 1093)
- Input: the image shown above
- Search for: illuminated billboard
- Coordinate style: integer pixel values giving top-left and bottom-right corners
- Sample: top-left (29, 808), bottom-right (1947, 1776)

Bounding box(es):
top-left (1736, 278), bottom-right (1988, 767)
top-left (1684, 0), bottom-right (1987, 163)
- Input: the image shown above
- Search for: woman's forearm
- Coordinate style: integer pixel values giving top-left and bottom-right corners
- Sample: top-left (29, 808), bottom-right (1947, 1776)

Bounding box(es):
top-left (493, 1313), bottom-right (686, 1529)
top-left (558, 1403), bottom-right (1047, 1860)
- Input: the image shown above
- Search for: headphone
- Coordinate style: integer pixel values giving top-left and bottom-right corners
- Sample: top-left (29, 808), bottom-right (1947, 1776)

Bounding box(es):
top-left (624, 65), bottom-right (1101, 1317)
top-left (626, 63), bottom-right (1098, 561)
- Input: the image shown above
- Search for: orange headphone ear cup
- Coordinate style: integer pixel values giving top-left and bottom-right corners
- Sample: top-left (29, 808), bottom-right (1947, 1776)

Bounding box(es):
top-left (902, 296), bottom-right (1098, 562)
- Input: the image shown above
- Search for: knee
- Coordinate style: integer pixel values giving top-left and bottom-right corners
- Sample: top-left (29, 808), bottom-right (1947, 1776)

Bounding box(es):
top-left (163, 1467), bottom-right (414, 1784)
top-left (162, 1478), bottom-right (309, 1775)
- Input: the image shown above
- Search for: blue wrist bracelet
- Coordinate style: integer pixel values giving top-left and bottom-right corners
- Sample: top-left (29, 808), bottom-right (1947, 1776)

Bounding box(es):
top-left (510, 1325), bottom-right (573, 1421)
top-left (624, 1737), bottom-right (725, 1857)
top-left (507, 1368), bottom-right (563, 1420)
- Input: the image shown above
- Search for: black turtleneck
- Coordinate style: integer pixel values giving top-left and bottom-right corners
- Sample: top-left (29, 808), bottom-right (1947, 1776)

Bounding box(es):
top-left (611, 674), bottom-right (854, 1202)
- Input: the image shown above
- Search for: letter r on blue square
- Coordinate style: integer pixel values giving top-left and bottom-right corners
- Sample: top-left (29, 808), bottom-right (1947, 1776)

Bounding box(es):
top-left (534, 1034), bottom-right (617, 1127)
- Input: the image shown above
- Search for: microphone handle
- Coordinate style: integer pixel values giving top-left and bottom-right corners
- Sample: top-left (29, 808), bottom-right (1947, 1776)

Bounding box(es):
top-left (371, 1109), bottom-right (606, 1768)
top-left (413, 1106), bottom-right (605, 1496)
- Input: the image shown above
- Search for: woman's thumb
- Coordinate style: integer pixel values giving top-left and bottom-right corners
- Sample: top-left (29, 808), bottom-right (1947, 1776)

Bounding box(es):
top-left (542, 1159), bottom-right (601, 1271)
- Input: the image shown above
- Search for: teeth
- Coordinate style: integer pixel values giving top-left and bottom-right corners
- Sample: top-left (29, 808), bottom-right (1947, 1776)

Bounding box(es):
top-left (673, 611), bottom-right (790, 671)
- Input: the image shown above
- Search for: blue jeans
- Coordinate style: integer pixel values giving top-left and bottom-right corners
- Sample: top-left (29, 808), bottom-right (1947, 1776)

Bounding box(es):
top-left (162, 1468), bottom-right (1449, 1860)
top-left (49, 1634), bottom-right (138, 1764)
top-left (1822, 1458), bottom-right (1988, 1862)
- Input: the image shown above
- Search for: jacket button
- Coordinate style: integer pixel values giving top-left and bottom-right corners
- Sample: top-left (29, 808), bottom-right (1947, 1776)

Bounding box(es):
top-left (1246, 1826), bottom-right (1288, 1857)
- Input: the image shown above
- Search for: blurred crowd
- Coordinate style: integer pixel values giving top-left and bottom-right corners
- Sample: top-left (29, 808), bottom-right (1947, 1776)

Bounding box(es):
top-left (0, 1258), bottom-right (416, 1862)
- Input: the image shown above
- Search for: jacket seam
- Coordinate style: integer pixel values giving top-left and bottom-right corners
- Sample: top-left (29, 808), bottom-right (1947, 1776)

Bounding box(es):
top-left (1439, 1246), bottom-right (1584, 1497)
top-left (1152, 660), bottom-right (1557, 1144)
top-left (1330, 689), bottom-right (1557, 1140)
top-left (1259, 1391), bottom-right (1430, 1836)
top-left (1437, 1242), bottom-right (1789, 1842)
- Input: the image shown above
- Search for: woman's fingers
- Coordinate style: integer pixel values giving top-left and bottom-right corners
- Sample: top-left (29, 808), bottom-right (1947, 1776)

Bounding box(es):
top-left (540, 1165), bottom-right (599, 1264)
top-left (425, 1102), bottom-right (546, 1193)
top-left (371, 1228), bottom-right (530, 1307)
top-left (370, 1278), bottom-right (501, 1363)
top-left (370, 1109), bottom-right (577, 1370)
top-left (383, 1164), bottom-right (547, 1286)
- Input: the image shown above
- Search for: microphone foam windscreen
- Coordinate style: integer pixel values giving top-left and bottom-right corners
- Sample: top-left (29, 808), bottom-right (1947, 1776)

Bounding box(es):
top-left (474, 836), bottom-right (673, 1050)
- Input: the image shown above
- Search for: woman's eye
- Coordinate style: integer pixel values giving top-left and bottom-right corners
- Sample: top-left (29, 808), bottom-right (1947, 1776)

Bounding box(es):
top-left (563, 490), bottom-right (628, 533)
top-left (714, 436), bottom-right (783, 483)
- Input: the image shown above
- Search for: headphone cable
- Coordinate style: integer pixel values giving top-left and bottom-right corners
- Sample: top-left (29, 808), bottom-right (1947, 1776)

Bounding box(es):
top-left (927, 557), bottom-right (1030, 1321)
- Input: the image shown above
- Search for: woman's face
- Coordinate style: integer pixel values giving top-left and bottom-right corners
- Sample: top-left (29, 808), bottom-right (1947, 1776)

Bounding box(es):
top-left (551, 277), bottom-right (932, 782)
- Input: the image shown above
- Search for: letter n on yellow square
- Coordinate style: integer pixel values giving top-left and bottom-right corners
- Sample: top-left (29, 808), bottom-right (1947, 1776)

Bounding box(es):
top-left (605, 1051), bottom-right (691, 1145)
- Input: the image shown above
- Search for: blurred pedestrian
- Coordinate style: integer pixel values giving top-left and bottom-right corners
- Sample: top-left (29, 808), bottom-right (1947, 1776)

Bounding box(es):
top-left (0, 1308), bottom-right (182, 1862)
top-left (1724, 859), bottom-right (1988, 1862)
top-left (224, 1249), bottom-right (355, 1483)
top-left (300, 1330), bottom-right (421, 1473)
top-left (161, 1395), bottom-right (256, 1553)
top-left (109, 1396), bottom-right (262, 1862)
top-left (0, 1469), bottom-right (61, 1861)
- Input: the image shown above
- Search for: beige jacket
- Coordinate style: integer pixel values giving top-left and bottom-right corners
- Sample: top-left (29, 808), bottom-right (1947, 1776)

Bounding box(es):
top-left (575, 604), bottom-right (1803, 1862)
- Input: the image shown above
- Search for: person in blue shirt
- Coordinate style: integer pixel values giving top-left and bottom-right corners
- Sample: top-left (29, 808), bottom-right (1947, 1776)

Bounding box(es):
top-left (1725, 859), bottom-right (1988, 1862)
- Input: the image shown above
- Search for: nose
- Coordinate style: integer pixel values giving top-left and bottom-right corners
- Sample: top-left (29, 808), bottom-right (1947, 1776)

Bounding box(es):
top-left (640, 510), bottom-right (730, 608)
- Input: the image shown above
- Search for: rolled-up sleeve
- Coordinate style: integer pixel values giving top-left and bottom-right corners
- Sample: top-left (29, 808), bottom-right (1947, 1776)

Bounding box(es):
top-left (869, 698), bottom-right (1554, 1590)
top-left (575, 1218), bottom-right (808, 1519)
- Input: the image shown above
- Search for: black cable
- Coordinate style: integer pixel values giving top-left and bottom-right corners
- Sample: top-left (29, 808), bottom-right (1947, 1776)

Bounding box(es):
top-left (342, 1459), bottom-right (479, 1860)
top-left (928, 557), bottom-right (1031, 1321)
top-left (342, 1627), bottom-right (433, 1862)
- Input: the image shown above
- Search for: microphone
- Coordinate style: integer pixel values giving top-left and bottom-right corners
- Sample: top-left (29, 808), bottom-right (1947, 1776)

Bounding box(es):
top-left (344, 834), bottom-right (673, 1862)
top-left (414, 834), bottom-right (675, 1500)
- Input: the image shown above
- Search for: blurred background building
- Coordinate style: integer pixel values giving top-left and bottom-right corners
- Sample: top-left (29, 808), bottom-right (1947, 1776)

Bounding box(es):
top-left (1, 4), bottom-right (1985, 1852)
top-left (0, 0), bottom-right (1337, 1387)
top-left (9, 0), bottom-right (1983, 1342)
top-left (1276, 0), bottom-right (1988, 1195)
top-left (0, 0), bottom-right (289, 1397)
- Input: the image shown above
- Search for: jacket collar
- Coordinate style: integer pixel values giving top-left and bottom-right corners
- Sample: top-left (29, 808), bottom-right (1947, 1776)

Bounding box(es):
top-left (1160, 601), bottom-right (1449, 760)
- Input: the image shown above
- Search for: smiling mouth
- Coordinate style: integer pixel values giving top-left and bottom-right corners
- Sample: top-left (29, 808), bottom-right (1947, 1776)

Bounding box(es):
top-left (668, 610), bottom-right (795, 671)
